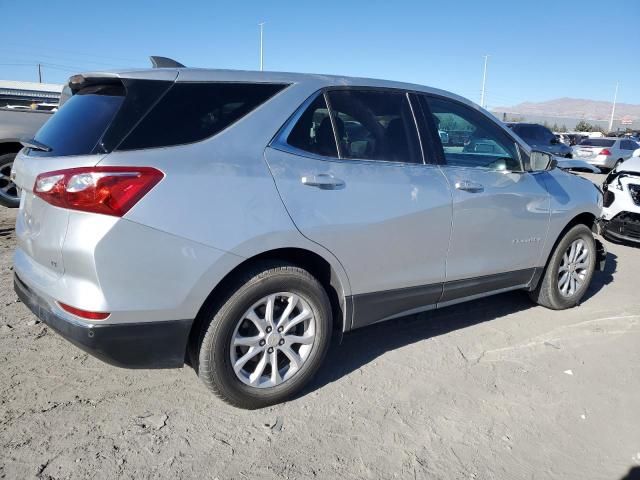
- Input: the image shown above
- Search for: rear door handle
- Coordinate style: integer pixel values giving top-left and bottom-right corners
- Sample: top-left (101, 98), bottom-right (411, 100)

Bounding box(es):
top-left (455, 180), bottom-right (484, 193)
top-left (301, 174), bottom-right (345, 190)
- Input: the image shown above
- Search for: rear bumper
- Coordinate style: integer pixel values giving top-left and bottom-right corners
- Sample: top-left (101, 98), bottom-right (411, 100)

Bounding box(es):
top-left (14, 273), bottom-right (193, 369)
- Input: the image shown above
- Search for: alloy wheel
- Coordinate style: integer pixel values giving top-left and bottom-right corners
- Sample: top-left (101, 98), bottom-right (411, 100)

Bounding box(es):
top-left (558, 239), bottom-right (590, 297)
top-left (230, 292), bottom-right (316, 388)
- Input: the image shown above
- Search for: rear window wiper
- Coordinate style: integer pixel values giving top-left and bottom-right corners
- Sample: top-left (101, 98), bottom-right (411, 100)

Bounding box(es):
top-left (20, 138), bottom-right (52, 152)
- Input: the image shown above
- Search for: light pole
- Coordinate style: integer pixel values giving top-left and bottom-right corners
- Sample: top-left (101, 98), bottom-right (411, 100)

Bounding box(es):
top-left (608, 82), bottom-right (618, 132)
top-left (258, 22), bottom-right (265, 71)
top-left (480, 55), bottom-right (489, 108)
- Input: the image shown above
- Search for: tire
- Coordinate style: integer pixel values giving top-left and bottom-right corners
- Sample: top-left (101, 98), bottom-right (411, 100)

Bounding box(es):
top-left (0, 152), bottom-right (20, 208)
top-left (529, 224), bottom-right (596, 310)
top-left (197, 262), bottom-right (332, 409)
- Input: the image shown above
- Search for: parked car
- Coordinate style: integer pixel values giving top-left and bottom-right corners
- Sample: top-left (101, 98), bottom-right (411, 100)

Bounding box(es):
top-left (554, 133), bottom-right (570, 145)
top-left (554, 157), bottom-right (600, 174)
top-left (13, 68), bottom-right (606, 409)
top-left (572, 137), bottom-right (639, 172)
top-left (565, 133), bottom-right (589, 146)
top-left (601, 150), bottom-right (640, 244)
top-left (506, 123), bottom-right (573, 158)
top-left (0, 108), bottom-right (54, 207)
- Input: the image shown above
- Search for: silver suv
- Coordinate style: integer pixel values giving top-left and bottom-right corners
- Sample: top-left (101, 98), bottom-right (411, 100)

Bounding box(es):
top-left (12, 68), bottom-right (606, 409)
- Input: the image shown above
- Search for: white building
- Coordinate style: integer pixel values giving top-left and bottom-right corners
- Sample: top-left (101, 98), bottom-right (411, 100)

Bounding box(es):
top-left (0, 80), bottom-right (64, 109)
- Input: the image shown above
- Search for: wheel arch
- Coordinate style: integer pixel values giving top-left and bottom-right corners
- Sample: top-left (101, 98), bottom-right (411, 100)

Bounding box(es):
top-left (186, 247), bottom-right (351, 366)
top-left (0, 141), bottom-right (23, 157)
top-left (531, 211), bottom-right (598, 291)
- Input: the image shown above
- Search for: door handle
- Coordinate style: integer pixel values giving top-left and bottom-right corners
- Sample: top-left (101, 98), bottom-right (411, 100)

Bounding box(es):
top-left (455, 180), bottom-right (484, 193)
top-left (301, 174), bottom-right (345, 190)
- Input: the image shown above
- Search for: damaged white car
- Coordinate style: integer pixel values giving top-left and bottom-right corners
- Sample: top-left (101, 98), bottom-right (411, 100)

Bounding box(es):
top-left (601, 152), bottom-right (640, 244)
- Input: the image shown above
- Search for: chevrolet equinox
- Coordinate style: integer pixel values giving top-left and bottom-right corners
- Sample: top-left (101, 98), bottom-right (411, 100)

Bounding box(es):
top-left (12, 67), bottom-right (606, 408)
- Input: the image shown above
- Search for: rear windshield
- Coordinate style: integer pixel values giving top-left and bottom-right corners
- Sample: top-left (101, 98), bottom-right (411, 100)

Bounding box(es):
top-left (29, 80), bottom-right (288, 157)
top-left (579, 139), bottom-right (615, 147)
top-left (31, 84), bottom-right (126, 157)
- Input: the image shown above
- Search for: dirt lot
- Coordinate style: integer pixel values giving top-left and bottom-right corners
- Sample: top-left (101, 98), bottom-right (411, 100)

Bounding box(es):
top-left (1, 173), bottom-right (640, 480)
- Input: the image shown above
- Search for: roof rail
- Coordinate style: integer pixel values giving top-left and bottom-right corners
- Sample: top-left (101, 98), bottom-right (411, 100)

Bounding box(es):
top-left (149, 56), bottom-right (186, 68)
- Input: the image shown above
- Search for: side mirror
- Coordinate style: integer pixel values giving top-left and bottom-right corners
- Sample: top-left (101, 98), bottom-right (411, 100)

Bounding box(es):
top-left (530, 150), bottom-right (557, 172)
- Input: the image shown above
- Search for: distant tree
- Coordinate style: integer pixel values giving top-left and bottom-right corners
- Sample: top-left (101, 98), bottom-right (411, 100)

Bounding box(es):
top-left (575, 120), bottom-right (591, 132)
top-left (560, 124), bottom-right (568, 132)
top-left (575, 120), bottom-right (608, 133)
top-left (552, 122), bottom-right (559, 132)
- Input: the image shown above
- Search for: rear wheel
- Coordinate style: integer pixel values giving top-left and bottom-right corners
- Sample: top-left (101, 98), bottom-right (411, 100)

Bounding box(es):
top-left (197, 263), bottom-right (332, 409)
top-left (529, 224), bottom-right (596, 309)
top-left (0, 153), bottom-right (20, 208)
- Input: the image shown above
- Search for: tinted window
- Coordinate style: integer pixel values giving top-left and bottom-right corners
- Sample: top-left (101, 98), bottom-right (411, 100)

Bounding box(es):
top-left (31, 84), bottom-right (125, 157)
top-left (326, 90), bottom-right (421, 164)
top-left (621, 140), bottom-right (638, 150)
top-left (511, 124), bottom-right (554, 143)
top-left (579, 139), bottom-right (615, 147)
top-left (287, 94), bottom-right (337, 157)
top-left (427, 97), bottom-right (520, 171)
top-left (119, 82), bottom-right (288, 151)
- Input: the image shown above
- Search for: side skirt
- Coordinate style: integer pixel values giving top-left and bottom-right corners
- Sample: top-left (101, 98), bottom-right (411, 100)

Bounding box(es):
top-left (349, 268), bottom-right (539, 330)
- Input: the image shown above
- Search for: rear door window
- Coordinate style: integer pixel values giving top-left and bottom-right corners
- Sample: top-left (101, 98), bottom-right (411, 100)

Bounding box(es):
top-left (286, 94), bottom-right (338, 157)
top-left (325, 89), bottom-right (422, 164)
top-left (118, 82), bottom-right (288, 150)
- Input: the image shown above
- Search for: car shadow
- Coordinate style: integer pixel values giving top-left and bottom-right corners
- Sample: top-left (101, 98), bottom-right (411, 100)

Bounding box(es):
top-left (582, 250), bottom-right (617, 302)
top-left (621, 467), bottom-right (640, 480)
top-left (303, 289), bottom-right (535, 396)
top-left (302, 252), bottom-right (617, 397)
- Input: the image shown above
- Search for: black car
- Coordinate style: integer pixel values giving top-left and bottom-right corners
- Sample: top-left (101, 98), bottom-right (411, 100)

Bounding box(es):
top-left (506, 123), bottom-right (573, 158)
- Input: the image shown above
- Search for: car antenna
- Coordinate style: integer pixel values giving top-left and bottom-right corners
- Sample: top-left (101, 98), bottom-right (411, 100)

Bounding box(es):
top-left (149, 56), bottom-right (186, 68)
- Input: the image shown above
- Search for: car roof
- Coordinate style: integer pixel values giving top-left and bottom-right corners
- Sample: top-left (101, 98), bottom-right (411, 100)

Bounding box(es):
top-left (74, 67), bottom-right (476, 108)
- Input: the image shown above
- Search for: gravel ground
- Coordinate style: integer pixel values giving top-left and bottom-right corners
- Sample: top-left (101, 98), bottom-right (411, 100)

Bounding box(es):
top-left (1, 173), bottom-right (640, 480)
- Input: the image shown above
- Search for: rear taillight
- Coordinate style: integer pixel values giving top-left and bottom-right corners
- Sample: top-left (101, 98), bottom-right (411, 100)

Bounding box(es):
top-left (600, 149), bottom-right (612, 156)
top-left (58, 302), bottom-right (110, 320)
top-left (34, 167), bottom-right (163, 217)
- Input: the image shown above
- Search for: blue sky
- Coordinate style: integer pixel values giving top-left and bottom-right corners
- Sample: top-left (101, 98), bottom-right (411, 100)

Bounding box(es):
top-left (1, 0), bottom-right (638, 107)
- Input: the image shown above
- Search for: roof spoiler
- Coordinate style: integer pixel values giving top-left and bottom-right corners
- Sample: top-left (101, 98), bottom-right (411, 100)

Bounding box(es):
top-left (149, 56), bottom-right (186, 68)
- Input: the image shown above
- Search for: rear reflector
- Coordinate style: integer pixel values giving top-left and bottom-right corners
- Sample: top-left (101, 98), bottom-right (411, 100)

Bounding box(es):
top-left (58, 302), bottom-right (110, 320)
top-left (34, 166), bottom-right (163, 217)
top-left (600, 149), bottom-right (612, 156)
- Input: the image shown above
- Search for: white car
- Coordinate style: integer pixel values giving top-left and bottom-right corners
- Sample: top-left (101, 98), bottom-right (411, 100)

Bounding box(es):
top-left (601, 151), bottom-right (640, 244)
top-left (573, 137), bottom-right (640, 171)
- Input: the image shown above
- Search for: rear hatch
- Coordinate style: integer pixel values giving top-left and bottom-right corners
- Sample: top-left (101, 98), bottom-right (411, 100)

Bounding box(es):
top-left (574, 139), bottom-right (615, 158)
top-left (13, 72), bottom-right (177, 281)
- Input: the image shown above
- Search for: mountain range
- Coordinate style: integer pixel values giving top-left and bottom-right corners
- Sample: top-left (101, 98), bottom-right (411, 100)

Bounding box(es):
top-left (493, 98), bottom-right (640, 121)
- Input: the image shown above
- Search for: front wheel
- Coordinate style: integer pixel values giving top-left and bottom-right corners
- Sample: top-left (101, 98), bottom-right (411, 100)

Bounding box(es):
top-left (529, 224), bottom-right (596, 309)
top-left (197, 263), bottom-right (332, 409)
